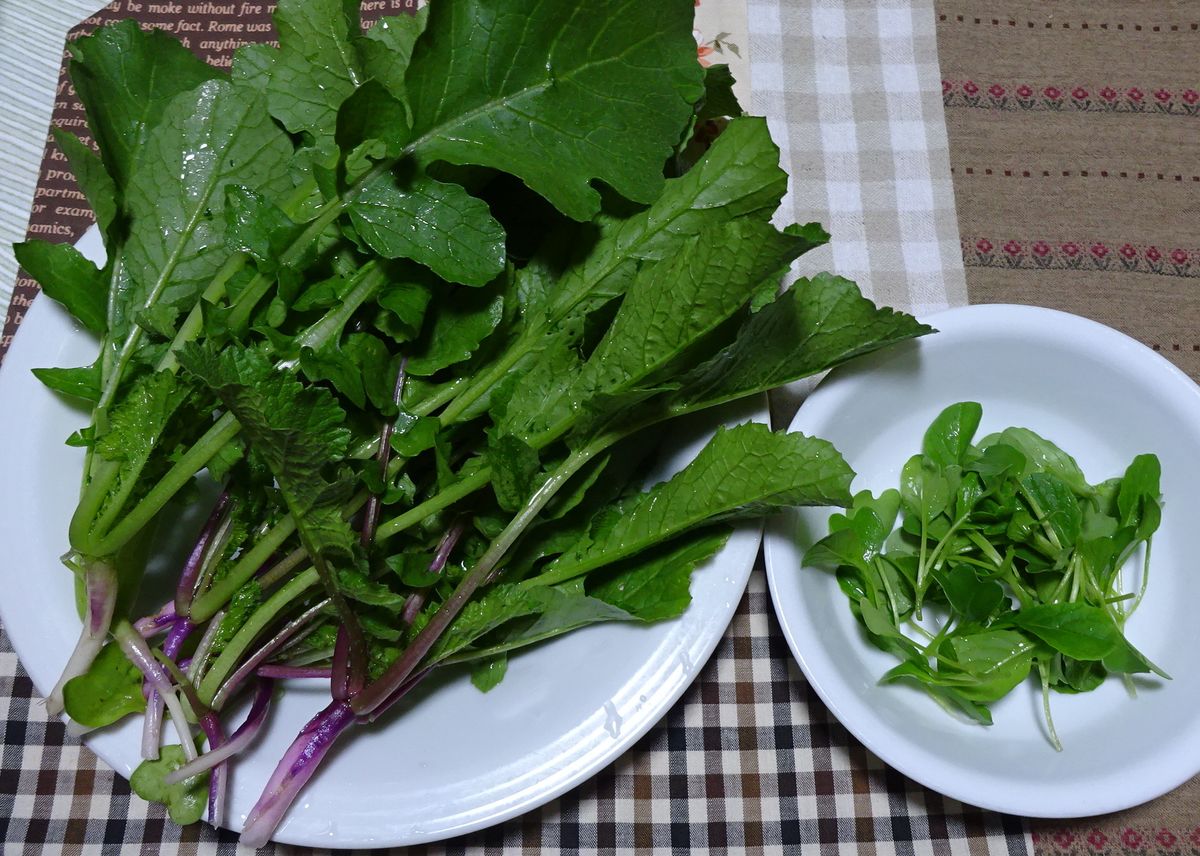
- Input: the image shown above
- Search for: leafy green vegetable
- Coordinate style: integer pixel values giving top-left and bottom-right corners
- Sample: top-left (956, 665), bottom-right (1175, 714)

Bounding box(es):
top-left (68, 19), bottom-right (222, 191)
top-left (130, 746), bottom-right (209, 825)
top-left (28, 1), bottom-right (936, 843)
top-left (812, 402), bottom-right (1166, 748)
top-left (266, 0), bottom-right (361, 143)
top-left (13, 240), bottom-right (107, 334)
top-left (62, 641), bottom-right (145, 727)
top-left (588, 528), bottom-right (730, 620)
top-left (121, 79), bottom-right (294, 339)
top-left (347, 169), bottom-right (506, 286)
top-left (33, 362), bottom-right (102, 403)
top-left (405, 0), bottom-right (704, 221)
top-left (541, 424), bottom-right (853, 587)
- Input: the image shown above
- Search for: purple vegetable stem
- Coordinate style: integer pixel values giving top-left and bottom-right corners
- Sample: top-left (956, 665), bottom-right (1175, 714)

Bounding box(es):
top-left (46, 561), bottom-right (117, 716)
top-left (401, 520), bottom-right (467, 627)
top-left (212, 599), bottom-right (327, 708)
top-left (358, 666), bottom-right (432, 723)
top-left (142, 618), bottom-right (193, 760)
top-left (239, 699), bottom-right (355, 848)
top-left (197, 710), bottom-right (227, 826)
top-left (134, 601), bottom-right (178, 638)
top-left (360, 357), bottom-right (408, 547)
top-left (165, 679), bottom-right (275, 787)
top-left (176, 492), bottom-right (229, 615)
top-left (257, 665), bottom-right (332, 680)
top-left (330, 626), bottom-right (353, 701)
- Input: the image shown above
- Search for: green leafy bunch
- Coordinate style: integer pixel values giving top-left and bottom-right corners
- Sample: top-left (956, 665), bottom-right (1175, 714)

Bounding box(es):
top-left (807, 402), bottom-right (1167, 748)
top-left (18, 0), bottom-right (931, 839)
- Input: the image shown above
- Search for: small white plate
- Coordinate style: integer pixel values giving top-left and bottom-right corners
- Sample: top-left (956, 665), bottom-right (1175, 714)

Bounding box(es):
top-left (764, 303), bottom-right (1200, 818)
top-left (0, 228), bottom-right (763, 847)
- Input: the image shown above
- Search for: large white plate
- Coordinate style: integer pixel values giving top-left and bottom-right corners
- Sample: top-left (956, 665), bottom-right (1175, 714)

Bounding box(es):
top-left (765, 303), bottom-right (1200, 818)
top-left (0, 228), bottom-right (763, 847)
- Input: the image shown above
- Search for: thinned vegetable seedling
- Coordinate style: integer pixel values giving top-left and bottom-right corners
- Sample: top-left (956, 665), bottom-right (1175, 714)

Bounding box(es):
top-left (806, 402), bottom-right (1168, 749)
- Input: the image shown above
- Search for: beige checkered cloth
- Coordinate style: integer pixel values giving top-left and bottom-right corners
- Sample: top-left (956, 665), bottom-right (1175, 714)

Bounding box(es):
top-left (752, 0), bottom-right (967, 313)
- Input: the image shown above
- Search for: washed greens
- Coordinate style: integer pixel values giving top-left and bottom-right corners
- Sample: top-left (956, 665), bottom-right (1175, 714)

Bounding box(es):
top-left (20, 0), bottom-right (930, 843)
top-left (806, 402), bottom-right (1167, 748)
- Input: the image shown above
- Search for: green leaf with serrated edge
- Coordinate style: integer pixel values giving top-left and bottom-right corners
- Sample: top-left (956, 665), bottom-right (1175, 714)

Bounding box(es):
top-left (405, 0), bottom-right (703, 221)
top-left (923, 402), bottom-right (982, 469)
top-left (404, 282), bottom-right (505, 376)
top-left (540, 424), bottom-right (853, 586)
top-left (121, 79), bottom-right (293, 342)
top-left (571, 218), bottom-right (809, 406)
top-left (94, 372), bottom-right (191, 465)
top-left (470, 654), bottom-right (508, 692)
top-left (543, 118), bottom-right (794, 327)
top-left (224, 186), bottom-right (299, 273)
top-left (179, 345), bottom-right (349, 518)
top-left (62, 641), bottom-right (145, 728)
top-left (696, 63), bottom-right (744, 122)
top-left (130, 746), bottom-right (209, 825)
top-left (671, 275), bottom-right (932, 414)
top-left (355, 9), bottom-right (428, 104)
top-left (52, 130), bottom-right (118, 236)
top-left (490, 333), bottom-right (580, 440)
top-left (14, 240), bottom-right (106, 335)
top-left (33, 363), bottom-right (102, 403)
top-left (299, 343), bottom-right (366, 408)
top-left (68, 20), bottom-right (222, 192)
top-left (588, 527), bottom-right (729, 621)
top-left (299, 334), bottom-right (391, 411)
top-left (430, 584), bottom-right (545, 661)
top-left (339, 568), bottom-right (406, 610)
top-left (266, 0), bottom-right (361, 143)
top-left (180, 344), bottom-right (365, 638)
top-left (347, 166), bottom-right (506, 286)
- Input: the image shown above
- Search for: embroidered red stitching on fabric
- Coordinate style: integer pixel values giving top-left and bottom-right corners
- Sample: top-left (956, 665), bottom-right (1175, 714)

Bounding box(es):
top-left (942, 81), bottom-right (1200, 115)
top-left (937, 15), bottom-right (1200, 32)
top-left (962, 238), bottom-right (1199, 277)
top-left (950, 167), bottom-right (1200, 182)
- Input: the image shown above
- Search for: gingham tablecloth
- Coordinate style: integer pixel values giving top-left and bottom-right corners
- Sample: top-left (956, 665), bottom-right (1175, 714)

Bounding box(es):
top-left (0, 1), bottom-right (1029, 853)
